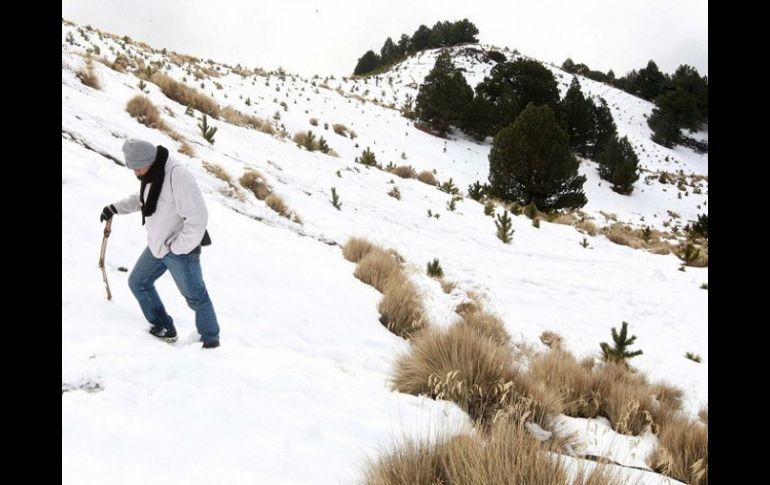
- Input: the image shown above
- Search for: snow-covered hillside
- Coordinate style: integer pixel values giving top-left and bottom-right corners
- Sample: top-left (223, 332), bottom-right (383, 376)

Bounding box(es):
top-left (63, 20), bottom-right (706, 485)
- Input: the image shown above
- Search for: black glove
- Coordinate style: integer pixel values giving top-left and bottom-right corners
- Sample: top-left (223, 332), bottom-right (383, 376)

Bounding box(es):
top-left (100, 204), bottom-right (117, 222)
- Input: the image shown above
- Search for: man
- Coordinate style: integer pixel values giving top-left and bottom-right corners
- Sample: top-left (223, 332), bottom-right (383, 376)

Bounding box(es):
top-left (101, 139), bottom-right (220, 349)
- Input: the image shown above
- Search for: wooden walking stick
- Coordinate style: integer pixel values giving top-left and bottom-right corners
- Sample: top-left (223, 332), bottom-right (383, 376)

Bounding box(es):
top-left (98, 218), bottom-right (113, 300)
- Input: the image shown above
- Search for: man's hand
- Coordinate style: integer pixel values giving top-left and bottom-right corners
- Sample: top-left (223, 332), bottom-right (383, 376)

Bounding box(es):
top-left (100, 205), bottom-right (117, 222)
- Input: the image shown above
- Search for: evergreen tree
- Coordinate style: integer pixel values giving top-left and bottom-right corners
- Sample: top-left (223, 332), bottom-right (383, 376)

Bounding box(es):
top-left (461, 94), bottom-right (494, 141)
top-left (610, 155), bottom-right (640, 195)
top-left (488, 104), bottom-right (587, 210)
top-left (467, 181), bottom-right (486, 201)
top-left (648, 104), bottom-right (683, 148)
top-left (495, 210), bottom-right (514, 243)
top-left (450, 19), bottom-right (479, 44)
top-left (668, 64), bottom-right (708, 128)
top-left (427, 258), bottom-right (444, 278)
top-left (410, 25), bottom-right (432, 51)
top-left (559, 77), bottom-right (594, 157)
top-left (691, 213), bottom-right (708, 240)
top-left (660, 87), bottom-right (699, 131)
top-left (353, 50), bottom-right (380, 76)
top-left (301, 131), bottom-right (317, 151)
top-left (355, 147), bottom-right (378, 167)
top-left (330, 187), bottom-right (342, 210)
top-left (484, 201), bottom-right (495, 216)
top-left (318, 136), bottom-right (330, 154)
top-left (647, 65), bottom-right (708, 147)
top-left (597, 135), bottom-right (639, 194)
top-left (397, 34), bottom-right (410, 55)
top-left (637, 60), bottom-right (667, 101)
top-left (600, 321), bottom-right (643, 364)
top-left (678, 242), bottom-right (701, 265)
top-left (473, 59), bottom-right (560, 137)
top-left (614, 69), bottom-right (639, 95)
top-left (573, 62), bottom-right (590, 76)
top-left (590, 97), bottom-right (617, 157)
top-left (198, 114), bottom-right (217, 144)
top-left (430, 21), bottom-right (452, 46)
top-left (439, 178), bottom-right (459, 195)
top-left (486, 50), bottom-right (507, 64)
top-left (415, 50), bottom-right (473, 135)
top-left (641, 226), bottom-right (652, 243)
top-left (380, 37), bottom-right (397, 65)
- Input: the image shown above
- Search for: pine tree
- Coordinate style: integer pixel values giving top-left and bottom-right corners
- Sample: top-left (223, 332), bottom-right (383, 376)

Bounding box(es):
top-left (302, 131), bottom-right (317, 151)
top-left (484, 201), bottom-right (495, 216)
top-left (429, 21), bottom-right (452, 46)
top-left (400, 93), bottom-right (416, 120)
top-left (380, 37), bottom-right (397, 65)
top-left (614, 69), bottom-right (639, 96)
top-left (684, 352), bottom-right (702, 363)
top-left (670, 65), bottom-right (708, 124)
top-left (450, 19), bottom-right (479, 44)
top-left (648, 66), bottom-right (705, 142)
top-left (330, 187), bottom-right (342, 210)
top-left (318, 136), bottom-right (330, 154)
top-left (677, 242), bottom-right (700, 265)
top-left (438, 178), bottom-right (459, 195)
top-left (397, 34), bottom-right (410, 55)
top-left (600, 321), bottom-right (643, 365)
top-left (559, 77), bottom-right (594, 157)
top-left (495, 210), bottom-right (514, 243)
top-left (415, 50), bottom-right (473, 136)
top-left (590, 97), bottom-right (617, 158)
top-left (523, 201), bottom-right (539, 220)
top-left (198, 114), bottom-right (217, 144)
top-left (353, 50), bottom-right (380, 76)
top-left (597, 135), bottom-right (639, 194)
top-left (356, 147), bottom-right (378, 167)
top-left (461, 94), bottom-right (494, 141)
top-left (488, 104), bottom-right (587, 210)
top-left (427, 258), bottom-right (444, 278)
top-left (473, 59), bottom-right (560, 138)
top-left (637, 60), bottom-right (667, 101)
top-left (410, 25), bottom-right (432, 51)
top-left (648, 106), bottom-right (681, 148)
top-left (691, 214), bottom-right (708, 239)
top-left (487, 50), bottom-right (507, 64)
top-left (467, 181), bottom-right (486, 201)
top-left (611, 156), bottom-right (640, 195)
top-left (641, 226), bottom-right (653, 243)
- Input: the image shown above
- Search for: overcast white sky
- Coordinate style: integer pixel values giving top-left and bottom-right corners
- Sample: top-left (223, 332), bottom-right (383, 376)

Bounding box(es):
top-left (62, 0), bottom-right (707, 78)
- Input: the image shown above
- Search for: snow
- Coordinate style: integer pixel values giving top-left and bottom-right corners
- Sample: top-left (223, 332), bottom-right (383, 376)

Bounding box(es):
top-left (63, 22), bottom-right (706, 484)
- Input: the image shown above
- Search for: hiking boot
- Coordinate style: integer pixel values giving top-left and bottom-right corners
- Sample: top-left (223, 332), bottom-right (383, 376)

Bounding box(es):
top-left (149, 325), bottom-right (178, 343)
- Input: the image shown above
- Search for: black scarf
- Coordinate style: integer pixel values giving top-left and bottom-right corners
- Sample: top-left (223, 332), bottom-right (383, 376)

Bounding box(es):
top-left (138, 146), bottom-right (169, 225)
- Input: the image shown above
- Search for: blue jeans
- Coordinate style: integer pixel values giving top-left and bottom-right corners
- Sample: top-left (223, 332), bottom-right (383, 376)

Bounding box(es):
top-left (128, 246), bottom-right (220, 343)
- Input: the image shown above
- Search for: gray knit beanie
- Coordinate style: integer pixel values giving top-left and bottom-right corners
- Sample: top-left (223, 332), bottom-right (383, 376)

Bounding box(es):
top-left (122, 139), bottom-right (157, 169)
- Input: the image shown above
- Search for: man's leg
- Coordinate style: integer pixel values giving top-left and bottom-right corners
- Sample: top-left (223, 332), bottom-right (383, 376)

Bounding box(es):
top-left (128, 247), bottom-right (175, 332)
top-left (163, 249), bottom-right (220, 345)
